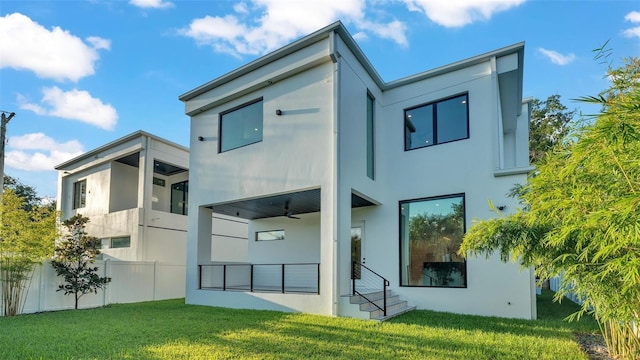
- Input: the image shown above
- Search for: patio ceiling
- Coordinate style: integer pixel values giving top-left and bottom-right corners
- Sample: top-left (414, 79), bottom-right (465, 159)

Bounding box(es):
top-left (114, 153), bottom-right (187, 176)
top-left (209, 189), bottom-right (376, 220)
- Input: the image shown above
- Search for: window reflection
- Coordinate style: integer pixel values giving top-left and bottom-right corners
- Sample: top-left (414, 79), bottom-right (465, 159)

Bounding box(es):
top-left (404, 94), bottom-right (468, 151)
top-left (220, 99), bottom-right (263, 152)
top-left (400, 194), bottom-right (466, 287)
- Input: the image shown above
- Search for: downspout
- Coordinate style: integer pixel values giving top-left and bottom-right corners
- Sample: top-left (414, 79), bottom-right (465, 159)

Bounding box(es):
top-left (329, 30), bottom-right (340, 317)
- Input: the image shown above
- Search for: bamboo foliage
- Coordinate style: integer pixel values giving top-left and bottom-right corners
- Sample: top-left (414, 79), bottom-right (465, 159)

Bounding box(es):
top-left (0, 190), bottom-right (57, 316)
top-left (459, 55), bottom-right (640, 359)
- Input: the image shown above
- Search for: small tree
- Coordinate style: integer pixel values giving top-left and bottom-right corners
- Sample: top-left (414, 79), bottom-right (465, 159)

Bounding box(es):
top-left (529, 94), bottom-right (576, 164)
top-left (51, 214), bottom-right (111, 310)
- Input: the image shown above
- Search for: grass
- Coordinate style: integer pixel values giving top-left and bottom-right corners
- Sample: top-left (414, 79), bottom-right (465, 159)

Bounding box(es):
top-left (0, 290), bottom-right (599, 359)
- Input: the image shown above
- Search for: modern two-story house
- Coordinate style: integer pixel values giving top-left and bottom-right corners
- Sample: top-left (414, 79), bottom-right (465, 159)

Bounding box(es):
top-left (180, 21), bottom-right (535, 320)
top-left (55, 130), bottom-right (248, 265)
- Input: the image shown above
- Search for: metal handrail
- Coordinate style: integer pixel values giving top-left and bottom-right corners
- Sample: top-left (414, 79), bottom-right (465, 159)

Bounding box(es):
top-left (199, 263), bottom-right (320, 294)
top-left (352, 261), bottom-right (389, 316)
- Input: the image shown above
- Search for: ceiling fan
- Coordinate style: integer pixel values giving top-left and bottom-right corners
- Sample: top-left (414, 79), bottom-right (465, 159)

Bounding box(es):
top-left (284, 203), bottom-right (300, 219)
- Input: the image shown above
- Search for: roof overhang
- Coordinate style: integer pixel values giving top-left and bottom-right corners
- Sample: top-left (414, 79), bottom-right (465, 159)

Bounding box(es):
top-left (209, 188), bottom-right (376, 220)
top-left (54, 130), bottom-right (188, 171)
top-left (179, 19), bottom-right (524, 104)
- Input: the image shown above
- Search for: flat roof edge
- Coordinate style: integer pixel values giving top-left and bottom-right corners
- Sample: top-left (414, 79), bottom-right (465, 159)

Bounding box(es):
top-left (54, 130), bottom-right (189, 170)
top-left (179, 21), bottom-right (344, 102)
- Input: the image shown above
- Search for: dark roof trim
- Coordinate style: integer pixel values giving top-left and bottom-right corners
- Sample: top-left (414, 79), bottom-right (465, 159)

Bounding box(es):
top-left (179, 20), bottom-right (524, 103)
top-left (54, 130), bottom-right (188, 170)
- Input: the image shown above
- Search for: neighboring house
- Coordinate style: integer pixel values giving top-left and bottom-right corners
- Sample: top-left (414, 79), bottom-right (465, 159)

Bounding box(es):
top-left (179, 21), bottom-right (535, 320)
top-left (55, 130), bottom-right (248, 265)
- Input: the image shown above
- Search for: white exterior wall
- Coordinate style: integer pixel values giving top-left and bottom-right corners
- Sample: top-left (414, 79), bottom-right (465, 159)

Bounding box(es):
top-left (334, 39), bottom-right (534, 319)
top-left (211, 214), bottom-right (249, 262)
top-left (56, 132), bottom-right (219, 266)
top-left (109, 161), bottom-right (138, 212)
top-left (186, 49), bottom-right (336, 315)
top-left (183, 27), bottom-right (533, 319)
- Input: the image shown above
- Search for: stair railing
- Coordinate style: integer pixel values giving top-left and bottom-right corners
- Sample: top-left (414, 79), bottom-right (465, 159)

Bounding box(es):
top-left (352, 261), bottom-right (390, 316)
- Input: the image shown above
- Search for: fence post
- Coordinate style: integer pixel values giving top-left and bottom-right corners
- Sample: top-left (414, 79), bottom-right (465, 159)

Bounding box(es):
top-left (250, 265), bottom-right (254, 292)
top-left (153, 261), bottom-right (158, 301)
top-left (223, 265), bottom-right (227, 291)
top-left (103, 260), bottom-right (110, 307)
top-left (351, 262), bottom-right (355, 296)
top-left (38, 261), bottom-right (45, 313)
top-left (281, 264), bottom-right (285, 293)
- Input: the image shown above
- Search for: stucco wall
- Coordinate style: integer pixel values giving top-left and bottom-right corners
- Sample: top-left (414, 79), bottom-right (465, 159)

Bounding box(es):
top-left (335, 37), bottom-right (534, 319)
top-left (186, 47), bottom-right (336, 315)
top-left (184, 32), bottom-right (533, 319)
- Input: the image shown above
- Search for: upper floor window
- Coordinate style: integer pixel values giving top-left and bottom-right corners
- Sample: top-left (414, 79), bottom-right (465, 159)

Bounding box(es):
top-left (73, 180), bottom-right (86, 209)
top-left (366, 92), bottom-right (375, 180)
top-left (404, 94), bottom-right (469, 151)
top-left (219, 98), bottom-right (263, 152)
top-left (171, 180), bottom-right (188, 215)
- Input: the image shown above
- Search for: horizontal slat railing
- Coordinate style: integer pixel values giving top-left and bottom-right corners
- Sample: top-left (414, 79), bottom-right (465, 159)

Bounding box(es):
top-left (199, 263), bottom-right (320, 294)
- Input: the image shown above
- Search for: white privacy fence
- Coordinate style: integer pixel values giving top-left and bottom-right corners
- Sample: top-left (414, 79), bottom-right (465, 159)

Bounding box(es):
top-left (1, 260), bottom-right (185, 316)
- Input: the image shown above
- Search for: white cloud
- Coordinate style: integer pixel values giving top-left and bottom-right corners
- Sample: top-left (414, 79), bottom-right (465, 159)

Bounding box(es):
top-left (129, 0), bottom-right (174, 9)
top-left (5, 133), bottom-right (84, 172)
top-left (538, 48), bottom-right (576, 66)
top-left (0, 13), bottom-right (109, 82)
top-left (623, 11), bottom-right (640, 38)
top-left (233, 2), bottom-right (250, 14)
top-left (403, 0), bottom-right (526, 27)
top-left (86, 36), bottom-right (111, 50)
top-left (18, 87), bottom-right (118, 130)
top-left (625, 11), bottom-right (640, 23)
top-left (179, 0), bottom-right (407, 56)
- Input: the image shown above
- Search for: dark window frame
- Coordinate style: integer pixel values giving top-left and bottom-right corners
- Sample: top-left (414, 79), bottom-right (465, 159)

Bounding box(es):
top-left (110, 236), bottom-right (131, 249)
top-left (256, 229), bottom-right (285, 241)
top-left (404, 93), bottom-right (469, 151)
top-left (170, 180), bottom-right (188, 215)
top-left (72, 179), bottom-right (86, 209)
top-left (366, 91), bottom-right (375, 180)
top-left (398, 193), bottom-right (467, 289)
top-left (218, 98), bottom-right (264, 153)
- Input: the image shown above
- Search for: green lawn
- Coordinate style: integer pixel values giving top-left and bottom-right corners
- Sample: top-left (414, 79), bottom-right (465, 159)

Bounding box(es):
top-left (0, 290), bottom-right (598, 359)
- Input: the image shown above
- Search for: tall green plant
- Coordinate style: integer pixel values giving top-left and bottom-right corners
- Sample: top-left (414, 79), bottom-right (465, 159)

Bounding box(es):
top-left (529, 94), bottom-right (576, 164)
top-left (459, 55), bottom-right (640, 359)
top-left (0, 189), bottom-right (57, 316)
top-left (51, 214), bottom-right (111, 310)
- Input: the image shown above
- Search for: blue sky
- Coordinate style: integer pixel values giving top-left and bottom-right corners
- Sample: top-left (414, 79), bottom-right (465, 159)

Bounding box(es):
top-left (1, 0), bottom-right (639, 198)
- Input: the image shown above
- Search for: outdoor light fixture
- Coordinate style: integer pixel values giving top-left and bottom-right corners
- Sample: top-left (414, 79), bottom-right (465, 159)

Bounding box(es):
top-left (197, 136), bottom-right (204, 141)
top-left (276, 109), bottom-right (283, 116)
top-left (496, 205), bottom-right (506, 211)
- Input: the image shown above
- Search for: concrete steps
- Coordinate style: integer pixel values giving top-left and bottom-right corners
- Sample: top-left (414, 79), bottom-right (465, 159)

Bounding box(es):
top-left (349, 290), bottom-right (415, 321)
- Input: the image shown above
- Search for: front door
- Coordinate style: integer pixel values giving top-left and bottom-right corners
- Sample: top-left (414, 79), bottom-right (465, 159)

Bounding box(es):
top-left (351, 226), bottom-right (363, 279)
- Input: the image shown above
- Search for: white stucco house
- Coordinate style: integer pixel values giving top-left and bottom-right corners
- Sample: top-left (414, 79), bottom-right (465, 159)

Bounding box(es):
top-left (180, 22), bottom-right (535, 320)
top-left (55, 130), bottom-right (248, 265)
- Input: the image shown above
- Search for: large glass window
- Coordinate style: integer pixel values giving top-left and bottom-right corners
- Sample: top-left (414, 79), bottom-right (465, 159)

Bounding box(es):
top-left (404, 94), bottom-right (469, 150)
top-left (73, 179), bottom-right (86, 209)
top-left (366, 92), bottom-right (375, 180)
top-left (219, 99), bottom-right (263, 152)
top-left (171, 181), bottom-right (188, 215)
top-left (400, 194), bottom-right (466, 287)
